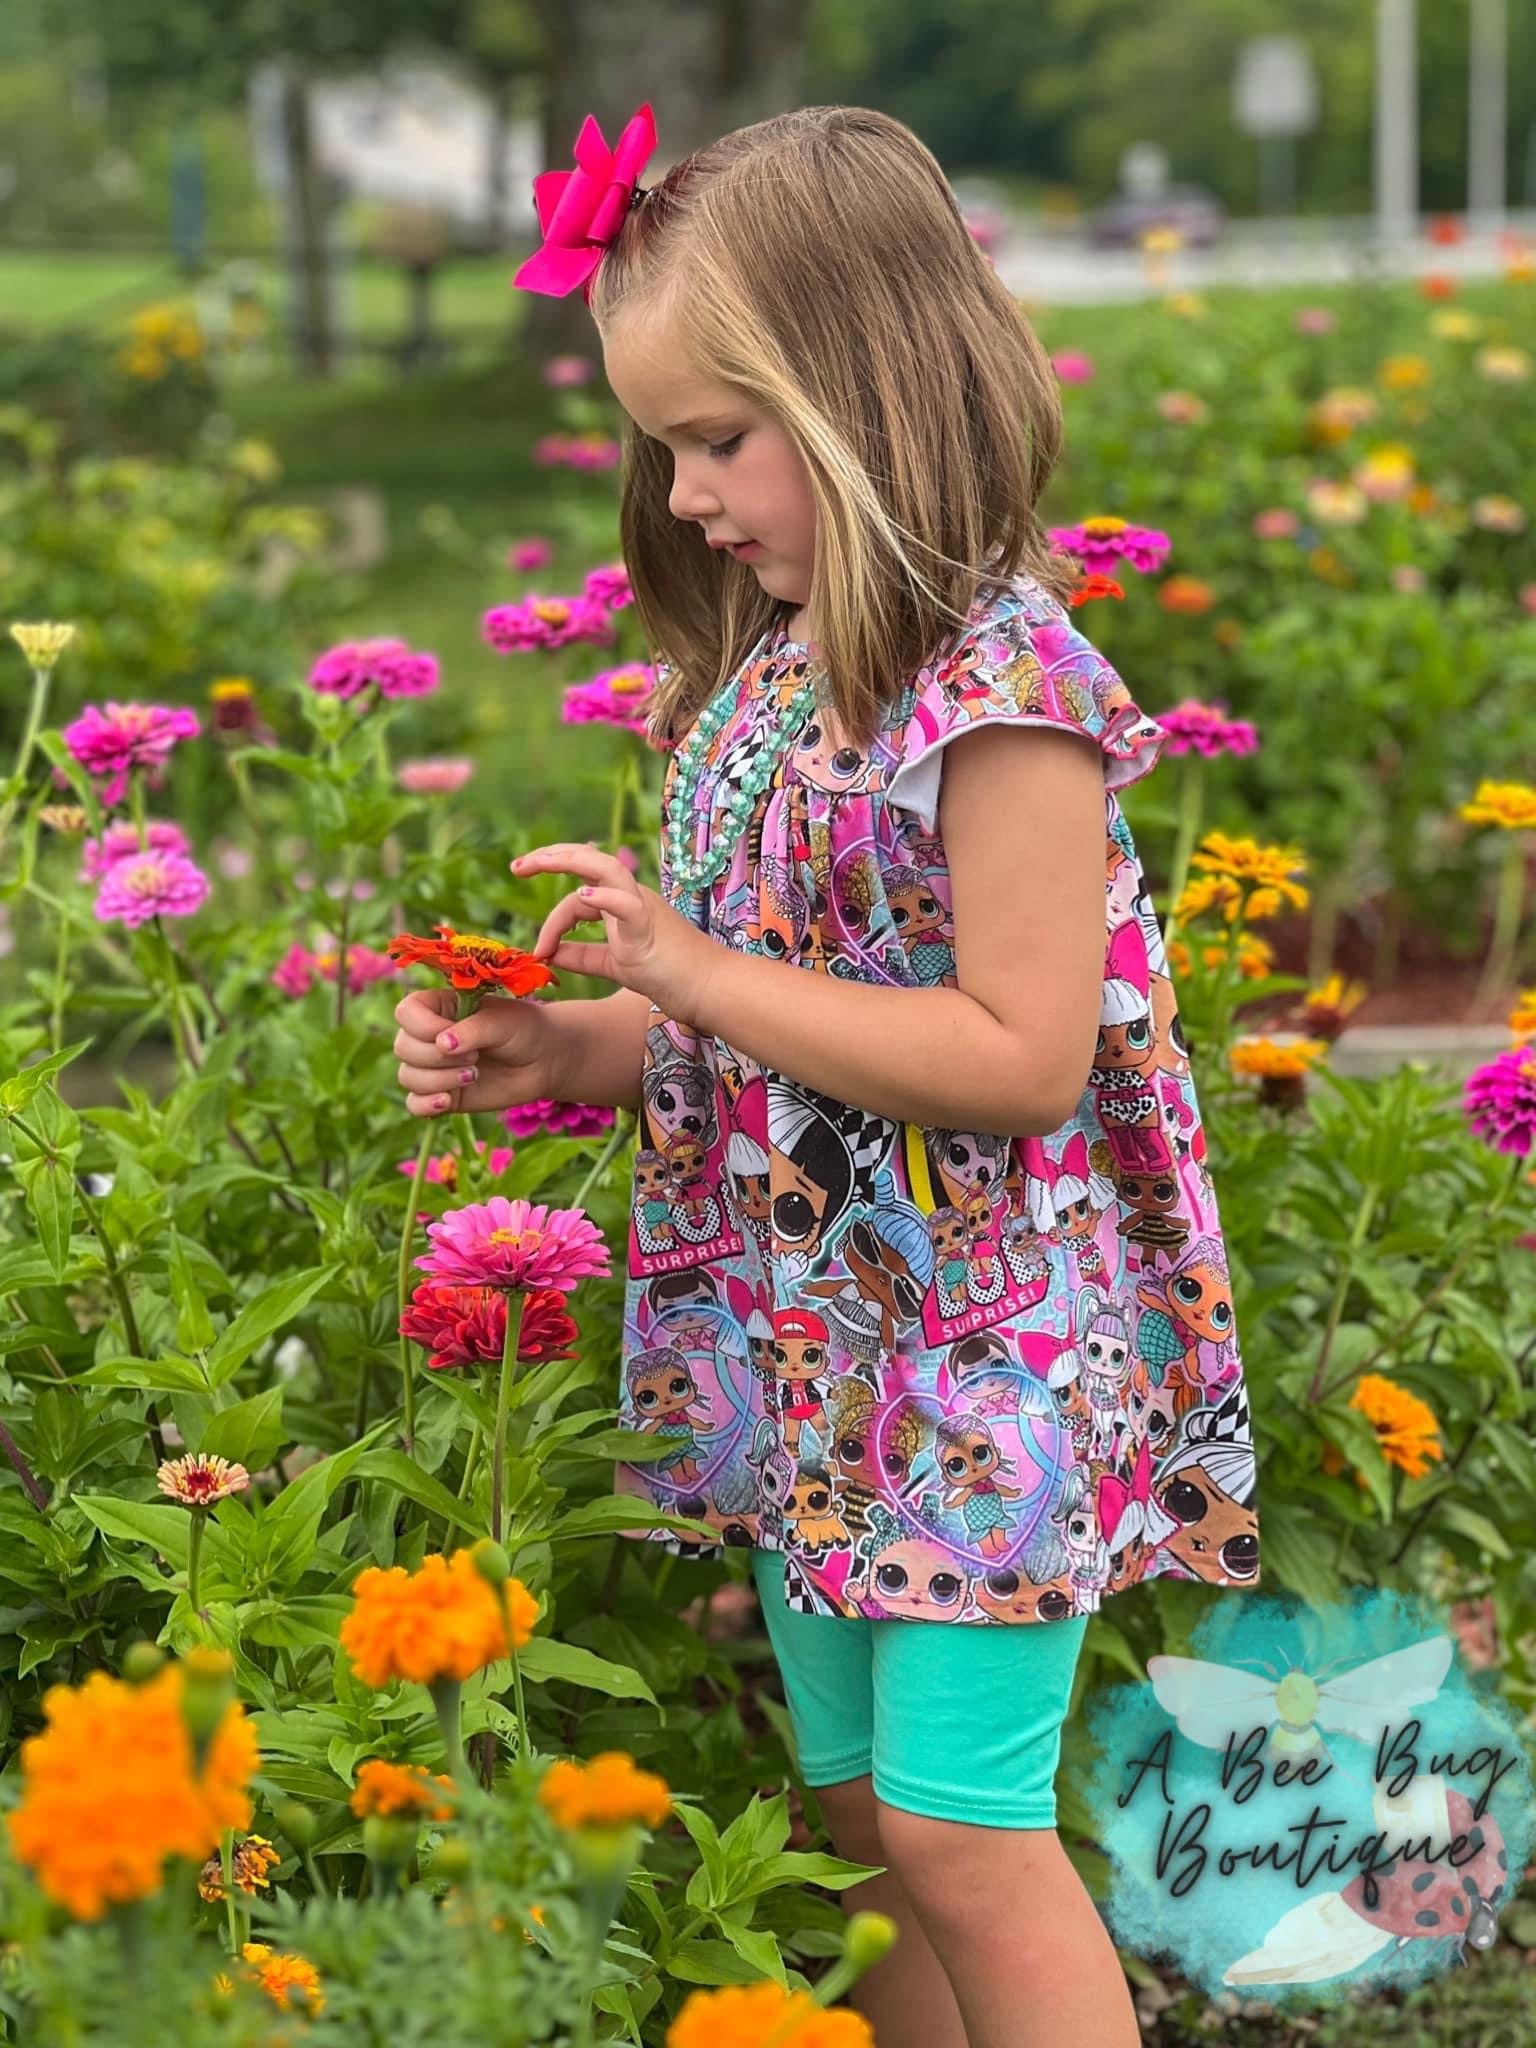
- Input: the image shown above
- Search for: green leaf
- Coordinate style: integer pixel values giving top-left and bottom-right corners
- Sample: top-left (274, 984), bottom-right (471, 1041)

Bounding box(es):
top-left (544, 1495), bottom-right (716, 1544)
top-left (205, 1265), bottom-right (339, 1388)
top-left (666, 1939), bottom-right (769, 1987)
top-left (352, 1448), bottom-right (485, 1537)
top-left (560, 1428), bottom-right (681, 1463)
top-left (515, 1636), bottom-right (656, 1704)
top-left (738, 1850), bottom-right (882, 1898)
top-left (76, 1354), bottom-right (212, 1393)
top-left (0, 1041), bottom-right (91, 1114)
top-left (1437, 1500), bottom-right (1513, 1562)
top-left (200, 1387), bottom-right (286, 1471)
top-left (76, 1496), bottom-right (190, 1569)
top-left (714, 1918), bottom-right (787, 1987)
top-left (169, 1228), bottom-right (216, 1353)
top-left (13, 1150), bottom-right (75, 1280)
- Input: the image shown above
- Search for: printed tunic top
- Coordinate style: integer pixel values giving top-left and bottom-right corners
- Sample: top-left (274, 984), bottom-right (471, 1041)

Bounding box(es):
top-left (615, 571), bottom-right (1262, 1626)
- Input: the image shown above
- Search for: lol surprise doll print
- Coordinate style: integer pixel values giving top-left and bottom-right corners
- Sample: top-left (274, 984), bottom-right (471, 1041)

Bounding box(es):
top-left (392, 99), bottom-right (1265, 2048)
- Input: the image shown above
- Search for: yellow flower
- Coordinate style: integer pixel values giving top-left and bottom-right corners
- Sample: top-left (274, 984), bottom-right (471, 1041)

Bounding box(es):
top-left (229, 437), bottom-right (281, 484)
top-left (1380, 353), bottom-right (1430, 390)
top-left (350, 1759), bottom-right (456, 1820)
top-left (1166, 930), bottom-right (1274, 980)
top-left (1189, 832), bottom-right (1310, 917)
top-left (1509, 990), bottom-right (1536, 1041)
top-left (9, 621), bottom-right (76, 670)
top-left (538, 1751), bottom-right (672, 1831)
top-left (1229, 1036), bottom-right (1329, 1111)
top-left (667, 1983), bottom-right (874, 2048)
top-left (340, 1549), bottom-right (536, 1689)
top-left (1306, 479), bottom-right (1368, 526)
top-left (1172, 874), bottom-right (1242, 925)
top-left (1308, 388), bottom-right (1377, 442)
top-left (1140, 225), bottom-right (1184, 255)
top-left (197, 1833), bottom-right (281, 1902)
top-left (1477, 345), bottom-right (1531, 383)
top-left (38, 804), bottom-right (88, 835)
top-left (1430, 310), bottom-right (1482, 340)
top-left (1164, 292), bottom-right (1207, 318)
top-left (7, 1664), bottom-right (257, 1919)
top-left (1506, 248), bottom-right (1536, 283)
top-left (1349, 1374), bottom-right (1444, 1480)
top-left (1353, 445), bottom-right (1415, 502)
top-left (1303, 974), bottom-right (1369, 1040)
top-left (241, 1942), bottom-right (324, 2015)
top-left (1460, 780), bottom-right (1536, 831)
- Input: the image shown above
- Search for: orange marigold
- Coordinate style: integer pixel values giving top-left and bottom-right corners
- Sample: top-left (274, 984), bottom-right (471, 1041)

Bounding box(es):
top-left (1509, 990), bottom-right (1536, 1041)
top-left (197, 1832), bottom-right (281, 1902)
top-left (351, 1758), bottom-right (456, 1820)
top-left (539, 1751), bottom-right (672, 1831)
top-left (1350, 1374), bottom-right (1445, 1480)
top-left (340, 1549), bottom-right (536, 1688)
top-left (1158, 575), bottom-right (1216, 615)
top-left (241, 1942), bottom-right (325, 2015)
top-left (1459, 781), bottom-right (1536, 831)
top-left (667, 1983), bottom-right (873, 2048)
top-left (8, 1664), bottom-right (257, 1919)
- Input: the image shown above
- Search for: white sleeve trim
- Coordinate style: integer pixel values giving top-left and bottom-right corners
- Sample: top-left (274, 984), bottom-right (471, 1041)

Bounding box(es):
top-left (883, 716), bottom-right (1105, 835)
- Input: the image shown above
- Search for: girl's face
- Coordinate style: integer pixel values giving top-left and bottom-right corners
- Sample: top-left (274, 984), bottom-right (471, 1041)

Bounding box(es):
top-left (602, 307), bottom-right (818, 617)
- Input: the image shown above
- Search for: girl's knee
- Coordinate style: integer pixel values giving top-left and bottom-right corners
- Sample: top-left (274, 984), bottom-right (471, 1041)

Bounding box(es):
top-left (874, 1801), bottom-right (1062, 1933)
top-left (816, 1773), bottom-right (885, 1869)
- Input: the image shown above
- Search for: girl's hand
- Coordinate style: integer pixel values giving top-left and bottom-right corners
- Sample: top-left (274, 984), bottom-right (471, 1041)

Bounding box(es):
top-left (393, 986), bottom-right (562, 1118)
top-left (511, 843), bottom-right (718, 1020)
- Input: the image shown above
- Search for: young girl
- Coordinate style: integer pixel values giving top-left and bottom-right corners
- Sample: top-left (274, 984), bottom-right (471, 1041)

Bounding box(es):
top-left (393, 103), bottom-right (1263, 2048)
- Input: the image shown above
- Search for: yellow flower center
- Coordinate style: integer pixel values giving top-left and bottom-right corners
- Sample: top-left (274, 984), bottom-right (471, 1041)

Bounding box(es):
top-left (1081, 516), bottom-right (1128, 537)
top-left (488, 1228), bottom-right (542, 1249)
top-left (532, 600), bottom-right (571, 625)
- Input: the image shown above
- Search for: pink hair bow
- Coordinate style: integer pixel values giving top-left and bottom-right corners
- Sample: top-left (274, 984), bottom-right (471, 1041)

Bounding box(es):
top-left (513, 103), bottom-right (658, 299)
top-left (1096, 1437), bottom-right (1153, 1544)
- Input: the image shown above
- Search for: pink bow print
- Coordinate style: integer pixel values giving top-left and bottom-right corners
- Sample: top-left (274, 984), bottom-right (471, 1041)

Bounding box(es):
top-left (513, 104), bottom-right (658, 299)
top-left (1096, 1437), bottom-right (1152, 1545)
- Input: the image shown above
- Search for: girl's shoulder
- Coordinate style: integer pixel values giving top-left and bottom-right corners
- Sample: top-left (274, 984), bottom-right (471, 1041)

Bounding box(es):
top-left (877, 571), bottom-right (1167, 831)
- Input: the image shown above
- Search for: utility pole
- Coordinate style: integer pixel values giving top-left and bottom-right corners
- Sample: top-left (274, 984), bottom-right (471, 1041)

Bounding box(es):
top-left (1374, 0), bottom-right (1418, 245)
top-left (1468, 0), bottom-right (1508, 228)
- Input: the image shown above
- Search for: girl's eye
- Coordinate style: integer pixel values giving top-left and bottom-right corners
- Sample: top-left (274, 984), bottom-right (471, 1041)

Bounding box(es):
top-left (707, 433), bottom-right (743, 459)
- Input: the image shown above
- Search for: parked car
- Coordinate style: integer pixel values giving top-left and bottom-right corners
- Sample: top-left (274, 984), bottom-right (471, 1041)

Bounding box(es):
top-left (1087, 184), bottom-right (1226, 249)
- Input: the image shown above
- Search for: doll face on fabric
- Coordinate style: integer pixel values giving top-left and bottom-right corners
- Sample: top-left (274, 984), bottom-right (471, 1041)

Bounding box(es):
top-left (602, 306), bottom-right (818, 618)
top-left (975, 1564), bottom-right (1075, 1625)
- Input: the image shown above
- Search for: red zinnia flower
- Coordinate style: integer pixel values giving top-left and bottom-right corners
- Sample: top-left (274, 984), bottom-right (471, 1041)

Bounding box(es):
top-left (386, 924), bottom-right (558, 996)
top-left (1068, 573), bottom-right (1125, 608)
top-left (399, 1281), bottom-right (580, 1371)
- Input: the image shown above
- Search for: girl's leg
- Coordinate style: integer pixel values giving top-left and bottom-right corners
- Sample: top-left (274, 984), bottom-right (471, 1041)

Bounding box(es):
top-left (872, 1806), bottom-right (1138, 2048)
top-left (870, 1610), bottom-right (1138, 2048)
top-left (816, 1776), bottom-right (969, 2048)
top-left (749, 1550), bottom-right (966, 2048)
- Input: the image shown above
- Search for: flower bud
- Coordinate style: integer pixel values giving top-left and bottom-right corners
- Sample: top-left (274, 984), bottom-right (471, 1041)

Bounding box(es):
top-left (430, 1837), bottom-right (473, 1882)
top-left (363, 1815), bottom-right (418, 1868)
top-left (275, 1799), bottom-right (318, 1851)
top-left (180, 1646), bottom-right (235, 1761)
top-left (843, 1911), bottom-right (898, 1971)
top-left (471, 1539), bottom-right (512, 1586)
top-left (121, 1640), bottom-right (166, 1684)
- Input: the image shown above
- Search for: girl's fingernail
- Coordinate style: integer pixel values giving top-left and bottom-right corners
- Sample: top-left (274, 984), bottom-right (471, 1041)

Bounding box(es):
top-left (579, 885), bottom-right (595, 898)
top-left (459, 1068), bottom-right (477, 1085)
top-left (438, 1031), bottom-right (459, 1051)
top-left (434, 1094), bottom-right (451, 1111)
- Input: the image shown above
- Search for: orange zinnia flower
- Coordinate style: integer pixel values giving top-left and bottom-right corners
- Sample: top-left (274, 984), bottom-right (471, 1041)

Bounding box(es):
top-left (667, 1983), bottom-right (874, 2048)
top-left (197, 1833), bottom-right (281, 1902)
top-left (241, 1943), bottom-right (325, 2015)
top-left (8, 1664), bottom-right (257, 1919)
top-left (350, 1758), bottom-right (456, 1820)
top-left (538, 1751), bottom-right (673, 1831)
top-left (340, 1549), bottom-right (537, 1689)
top-left (1350, 1374), bottom-right (1444, 1479)
top-left (1158, 575), bottom-right (1216, 615)
top-left (387, 923), bottom-right (558, 996)
top-left (1069, 573), bottom-right (1125, 607)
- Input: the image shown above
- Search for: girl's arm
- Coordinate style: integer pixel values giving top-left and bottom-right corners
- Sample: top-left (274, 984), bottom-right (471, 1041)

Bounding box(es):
top-left (547, 986), bottom-right (652, 1112)
top-left (691, 727), bottom-right (1107, 1136)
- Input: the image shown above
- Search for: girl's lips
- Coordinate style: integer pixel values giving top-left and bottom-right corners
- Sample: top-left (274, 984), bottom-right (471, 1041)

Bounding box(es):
top-left (729, 539), bottom-right (763, 560)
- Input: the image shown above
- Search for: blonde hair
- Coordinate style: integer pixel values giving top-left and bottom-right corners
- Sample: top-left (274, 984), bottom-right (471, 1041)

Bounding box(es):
top-left (587, 104), bottom-right (1077, 753)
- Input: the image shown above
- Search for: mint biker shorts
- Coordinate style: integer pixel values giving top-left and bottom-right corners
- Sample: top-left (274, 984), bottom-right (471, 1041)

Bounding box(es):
top-left (750, 1548), bottom-right (1088, 1829)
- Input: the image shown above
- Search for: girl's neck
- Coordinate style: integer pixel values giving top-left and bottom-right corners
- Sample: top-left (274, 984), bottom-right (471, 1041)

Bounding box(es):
top-left (783, 602), bottom-right (815, 646)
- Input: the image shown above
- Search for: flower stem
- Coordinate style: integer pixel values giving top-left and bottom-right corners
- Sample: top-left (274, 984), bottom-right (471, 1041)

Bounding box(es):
top-left (572, 1111), bottom-right (635, 1213)
top-left (491, 1291), bottom-right (528, 1546)
top-left (456, 1422), bottom-right (484, 1503)
top-left (0, 662), bottom-right (53, 866)
top-left (1306, 1182), bottom-right (1381, 1403)
top-left (1160, 754), bottom-right (1204, 957)
top-left (1476, 837), bottom-right (1527, 1006)
top-left (219, 1830), bottom-right (239, 1956)
top-left (396, 1124), bottom-right (435, 1455)
top-left (187, 1510), bottom-right (206, 1619)
top-left (431, 1678), bottom-right (468, 1788)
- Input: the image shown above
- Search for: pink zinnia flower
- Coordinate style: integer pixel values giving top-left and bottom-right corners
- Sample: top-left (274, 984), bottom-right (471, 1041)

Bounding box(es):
top-left (1519, 583), bottom-right (1536, 616)
top-left (398, 757), bottom-right (474, 795)
top-left (395, 1141), bottom-right (517, 1189)
top-left (482, 594), bottom-right (615, 655)
top-left (565, 434), bottom-right (622, 472)
top-left (509, 538), bottom-right (553, 572)
top-left (399, 1281), bottom-right (580, 1372)
top-left (308, 637), bottom-right (440, 701)
top-left (63, 702), bottom-right (200, 808)
top-left (562, 663), bottom-right (657, 735)
top-left (313, 942), bottom-right (399, 994)
top-left (615, 847), bottom-right (639, 875)
top-left (1463, 1048), bottom-right (1536, 1156)
top-left (1390, 564), bottom-right (1427, 595)
top-left (1294, 306), bottom-right (1337, 335)
top-left (1051, 350), bottom-right (1095, 385)
top-left (415, 1196), bottom-right (611, 1293)
top-left (1155, 700), bottom-right (1260, 759)
top-left (79, 819), bottom-right (190, 884)
top-left (1252, 508), bottom-right (1300, 540)
top-left (94, 849), bottom-right (210, 928)
top-left (1048, 520), bottom-right (1172, 577)
top-left (542, 354), bottom-right (593, 388)
top-left (534, 434), bottom-right (570, 468)
top-left (502, 1098), bottom-right (616, 1141)
top-left (583, 562), bottom-right (633, 610)
top-left (271, 942), bottom-right (318, 997)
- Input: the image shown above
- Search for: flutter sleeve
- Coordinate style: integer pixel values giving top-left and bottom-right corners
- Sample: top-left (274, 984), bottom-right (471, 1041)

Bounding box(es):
top-left (881, 588), bottom-right (1167, 834)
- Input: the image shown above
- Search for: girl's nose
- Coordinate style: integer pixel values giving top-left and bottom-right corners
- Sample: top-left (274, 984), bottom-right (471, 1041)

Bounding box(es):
top-left (668, 462), bottom-right (722, 524)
